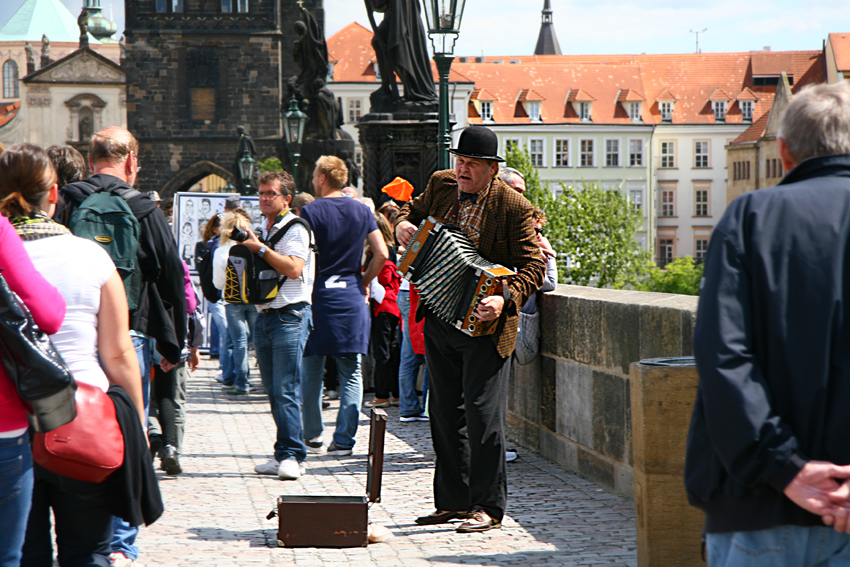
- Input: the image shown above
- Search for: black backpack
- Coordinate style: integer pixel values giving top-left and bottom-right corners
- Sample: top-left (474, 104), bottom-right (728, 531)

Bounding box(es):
top-left (224, 216), bottom-right (315, 305)
top-left (196, 242), bottom-right (220, 303)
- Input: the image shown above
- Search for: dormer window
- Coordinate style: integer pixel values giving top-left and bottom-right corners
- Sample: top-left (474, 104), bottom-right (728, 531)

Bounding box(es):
top-left (527, 101), bottom-right (541, 121)
top-left (740, 100), bottom-right (753, 121)
top-left (579, 102), bottom-right (591, 121)
top-left (629, 102), bottom-right (641, 122)
top-left (480, 101), bottom-right (493, 121)
top-left (713, 101), bottom-right (727, 121)
top-left (659, 101), bottom-right (673, 121)
top-left (327, 62), bottom-right (336, 82)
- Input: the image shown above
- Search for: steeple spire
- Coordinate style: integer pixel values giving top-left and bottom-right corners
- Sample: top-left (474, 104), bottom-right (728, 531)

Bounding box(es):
top-left (534, 0), bottom-right (561, 55)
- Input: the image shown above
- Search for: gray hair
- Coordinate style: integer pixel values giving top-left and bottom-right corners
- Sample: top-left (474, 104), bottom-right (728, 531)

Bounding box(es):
top-left (499, 166), bottom-right (525, 186)
top-left (779, 82), bottom-right (850, 163)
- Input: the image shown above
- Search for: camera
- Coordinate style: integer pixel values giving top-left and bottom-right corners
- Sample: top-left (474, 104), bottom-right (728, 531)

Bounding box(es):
top-left (230, 227), bottom-right (249, 242)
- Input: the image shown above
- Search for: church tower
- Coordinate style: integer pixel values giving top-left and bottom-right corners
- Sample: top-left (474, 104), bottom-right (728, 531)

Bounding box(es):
top-left (123, 0), bottom-right (323, 197)
top-left (533, 0), bottom-right (561, 55)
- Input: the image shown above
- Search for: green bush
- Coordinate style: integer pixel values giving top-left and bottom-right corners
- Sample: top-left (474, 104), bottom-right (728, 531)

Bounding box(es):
top-left (637, 256), bottom-right (703, 296)
top-left (258, 157), bottom-right (283, 173)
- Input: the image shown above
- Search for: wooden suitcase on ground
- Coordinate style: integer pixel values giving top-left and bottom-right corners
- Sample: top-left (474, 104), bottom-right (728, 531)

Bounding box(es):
top-left (272, 408), bottom-right (387, 548)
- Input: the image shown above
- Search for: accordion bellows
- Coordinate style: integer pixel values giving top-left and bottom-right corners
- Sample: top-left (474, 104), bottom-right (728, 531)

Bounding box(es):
top-left (398, 217), bottom-right (514, 337)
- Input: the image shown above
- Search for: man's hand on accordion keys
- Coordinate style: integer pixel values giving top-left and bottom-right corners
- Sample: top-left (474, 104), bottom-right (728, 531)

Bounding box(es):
top-left (475, 295), bottom-right (505, 322)
top-left (396, 220), bottom-right (417, 248)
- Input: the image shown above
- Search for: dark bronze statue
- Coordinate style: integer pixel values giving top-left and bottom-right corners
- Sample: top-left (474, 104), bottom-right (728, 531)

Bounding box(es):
top-left (290, 7), bottom-right (338, 140)
top-left (78, 9), bottom-right (89, 48)
top-left (366, 0), bottom-right (437, 113)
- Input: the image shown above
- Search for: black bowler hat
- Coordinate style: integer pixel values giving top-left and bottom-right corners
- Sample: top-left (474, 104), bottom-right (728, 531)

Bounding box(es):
top-left (449, 126), bottom-right (505, 163)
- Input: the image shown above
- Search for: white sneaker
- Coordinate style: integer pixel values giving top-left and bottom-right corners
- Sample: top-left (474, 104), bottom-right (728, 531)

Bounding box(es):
top-left (254, 458), bottom-right (280, 475)
top-left (400, 412), bottom-right (429, 422)
top-left (277, 457), bottom-right (302, 480)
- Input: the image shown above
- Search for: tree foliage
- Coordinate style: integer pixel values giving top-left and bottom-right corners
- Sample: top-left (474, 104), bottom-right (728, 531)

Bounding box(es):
top-left (505, 145), bottom-right (651, 288)
top-left (258, 157), bottom-right (283, 173)
top-left (637, 256), bottom-right (703, 296)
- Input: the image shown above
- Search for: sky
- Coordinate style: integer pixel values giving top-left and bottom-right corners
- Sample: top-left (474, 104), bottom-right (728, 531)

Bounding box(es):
top-left (1, 1), bottom-right (847, 57)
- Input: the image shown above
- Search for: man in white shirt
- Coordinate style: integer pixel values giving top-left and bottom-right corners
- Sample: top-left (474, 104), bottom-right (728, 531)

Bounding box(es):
top-left (240, 171), bottom-right (315, 480)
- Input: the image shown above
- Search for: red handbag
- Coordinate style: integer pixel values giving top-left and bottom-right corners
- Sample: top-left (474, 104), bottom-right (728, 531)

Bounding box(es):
top-left (32, 381), bottom-right (125, 483)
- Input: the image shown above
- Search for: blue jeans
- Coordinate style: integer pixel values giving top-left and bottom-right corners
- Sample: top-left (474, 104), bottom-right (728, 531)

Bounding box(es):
top-left (398, 290), bottom-right (428, 417)
top-left (254, 303), bottom-right (311, 463)
top-left (302, 354), bottom-right (363, 449)
top-left (111, 333), bottom-right (152, 560)
top-left (0, 433), bottom-right (33, 567)
top-left (23, 464), bottom-right (113, 567)
top-left (226, 303), bottom-right (257, 391)
top-left (208, 301), bottom-right (234, 383)
top-left (707, 525), bottom-right (850, 567)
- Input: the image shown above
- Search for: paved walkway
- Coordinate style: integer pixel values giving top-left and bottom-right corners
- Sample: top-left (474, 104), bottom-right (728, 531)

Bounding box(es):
top-left (136, 358), bottom-right (637, 566)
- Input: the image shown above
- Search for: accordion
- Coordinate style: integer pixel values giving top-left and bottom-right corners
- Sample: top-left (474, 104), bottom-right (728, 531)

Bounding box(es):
top-left (398, 217), bottom-right (514, 337)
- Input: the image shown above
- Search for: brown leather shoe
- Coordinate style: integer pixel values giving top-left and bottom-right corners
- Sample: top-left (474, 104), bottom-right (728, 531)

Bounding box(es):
top-left (415, 509), bottom-right (471, 525)
top-left (456, 510), bottom-right (501, 533)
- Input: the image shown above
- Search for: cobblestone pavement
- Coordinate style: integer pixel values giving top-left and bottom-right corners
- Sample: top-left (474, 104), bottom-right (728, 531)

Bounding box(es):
top-left (136, 358), bottom-right (637, 566)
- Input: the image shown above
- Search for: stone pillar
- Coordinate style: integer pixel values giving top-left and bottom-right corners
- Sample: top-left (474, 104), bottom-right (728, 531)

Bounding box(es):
top-left (630, 358), bottom-right (704, 567)
top-left (356, 112), bottom-right (439, 205)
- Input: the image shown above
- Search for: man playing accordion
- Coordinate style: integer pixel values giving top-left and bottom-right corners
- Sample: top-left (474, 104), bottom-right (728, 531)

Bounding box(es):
top-left (395, 126), bottom-right (546, 532)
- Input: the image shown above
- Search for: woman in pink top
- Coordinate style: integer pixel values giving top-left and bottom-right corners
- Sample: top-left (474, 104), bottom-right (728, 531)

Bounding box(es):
top-left (0, 214), bottom-right (66, 567)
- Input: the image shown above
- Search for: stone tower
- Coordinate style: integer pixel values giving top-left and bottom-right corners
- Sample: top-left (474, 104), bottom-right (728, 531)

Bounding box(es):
top-left (123, 0), bottom-right (323, 197)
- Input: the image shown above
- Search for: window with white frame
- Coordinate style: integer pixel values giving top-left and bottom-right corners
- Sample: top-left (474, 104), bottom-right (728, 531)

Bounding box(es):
top-left (713, 101), bottom-right (727, 121)
top-left (629, 188), bottom-right (644, 215)
top-left (660, 141), bottom-right (676, 168)
top-left (629, 139), bottom-right (643, 167)
top-left (555, 139), bottom-right (570, 167)
top-left (659, 101), bottom-right (673, 121)
top-left (740, 100), bottom-right (753, 121)
top-left (695, 238), bottom-right (709, 262)
top-left (661, 189), bottom-right (675, 217)
top-left (504, 138), bottom-right (520, 154)
top-left (530, 139), bottom-right (544, 167)
top-left (629, 102), bottom-right (641, 121)
top-left (479, 101), bottom-right (493, 121)
top-left (527, 101), bottom-right (541, 121)
top-left (695, 188), bottom-right (709, 216)
top-left (2, 60), bottom-right (18, 99)
top-left (694, 141), bottom-right (710, 168)
top-left (348, 99), bottom-right (361, 123)
top-left (605, 139), bottom-right (620, 167)
top-left (580, 139), bottom-right (594, 167)
top-left (579, 102), bottom-right (591, 121)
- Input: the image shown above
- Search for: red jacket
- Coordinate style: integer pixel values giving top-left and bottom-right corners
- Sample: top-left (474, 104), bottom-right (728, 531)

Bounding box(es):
top-left (371, 259), bottom-right (401, 318)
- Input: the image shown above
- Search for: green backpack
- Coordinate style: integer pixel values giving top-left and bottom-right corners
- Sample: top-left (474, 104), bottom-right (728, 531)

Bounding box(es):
top-left (69, 190), bottom-right (142, 311)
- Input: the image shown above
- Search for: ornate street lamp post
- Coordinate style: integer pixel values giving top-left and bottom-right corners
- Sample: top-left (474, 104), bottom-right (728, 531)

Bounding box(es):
top-left (237, 145), bottom-right (256, 195)
top-left (282, 94), bottom-right (309, 192)
top-left (422, 0), bottom-right (466, 170)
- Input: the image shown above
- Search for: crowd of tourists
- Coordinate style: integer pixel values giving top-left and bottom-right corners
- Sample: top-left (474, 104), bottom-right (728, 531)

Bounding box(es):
top-left (0, 118), bottom-right (561, 566)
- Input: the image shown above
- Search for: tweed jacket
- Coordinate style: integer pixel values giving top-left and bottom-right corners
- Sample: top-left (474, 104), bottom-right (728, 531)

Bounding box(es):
top-left (396, 169), bottom-right (546, 358)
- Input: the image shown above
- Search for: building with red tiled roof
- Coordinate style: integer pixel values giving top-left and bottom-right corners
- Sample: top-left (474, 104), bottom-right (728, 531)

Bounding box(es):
top-left (325, 19), bottom-right (828, 263)
top-left (725, 73), bottom-right (794, 206)
top-left (826, 33), bottom-right (850, 83)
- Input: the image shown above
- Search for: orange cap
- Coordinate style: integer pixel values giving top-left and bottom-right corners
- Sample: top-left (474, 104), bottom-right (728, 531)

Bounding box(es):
top-left (381, 177), bottom-right (414, 202)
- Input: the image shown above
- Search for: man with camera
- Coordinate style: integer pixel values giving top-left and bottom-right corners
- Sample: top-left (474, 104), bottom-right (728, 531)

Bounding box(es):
top-left (238, 171), bottom-right (315, 481)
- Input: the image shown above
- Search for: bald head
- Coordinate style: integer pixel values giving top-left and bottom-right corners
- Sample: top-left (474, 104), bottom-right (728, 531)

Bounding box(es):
top-left (90, 127), bottom-right (139, 167)
top-left (90, 127), bottom-right (140, 184)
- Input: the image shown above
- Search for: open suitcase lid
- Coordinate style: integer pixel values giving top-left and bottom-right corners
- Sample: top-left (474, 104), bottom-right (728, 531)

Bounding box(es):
top-left (366, 408), bottom-right (388, 503)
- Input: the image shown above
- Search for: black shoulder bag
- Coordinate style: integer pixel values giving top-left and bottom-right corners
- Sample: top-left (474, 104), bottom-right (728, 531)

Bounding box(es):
top-left (0, 270), bottom-right (77, 432)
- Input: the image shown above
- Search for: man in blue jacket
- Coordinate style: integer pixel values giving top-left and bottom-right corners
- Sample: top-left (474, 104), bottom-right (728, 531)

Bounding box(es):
top-left (686, 82), bottom-right (850, 565)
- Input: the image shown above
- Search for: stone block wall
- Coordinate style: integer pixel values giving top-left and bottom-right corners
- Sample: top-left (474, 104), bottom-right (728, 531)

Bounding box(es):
top-left (506, 285), bottom-right (699, 497)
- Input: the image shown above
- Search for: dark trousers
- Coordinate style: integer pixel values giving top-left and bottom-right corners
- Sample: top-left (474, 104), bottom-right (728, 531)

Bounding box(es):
top-left (424, 312), bottom-right (509, 521)
top-left (153, 363), bottom-right (180, 448)
top-left (371, 311), bottom-right (400, 399)
top-left (22, 464), bottom-right (112, 567)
